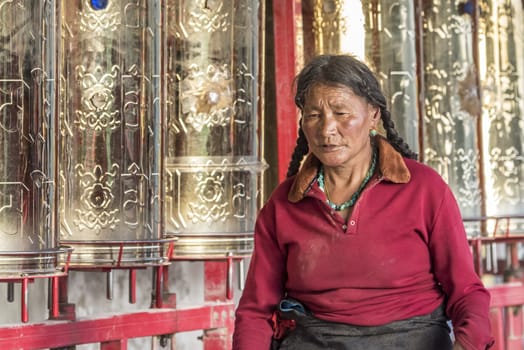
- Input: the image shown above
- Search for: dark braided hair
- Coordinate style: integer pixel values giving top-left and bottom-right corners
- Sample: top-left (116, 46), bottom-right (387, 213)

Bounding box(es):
top-left (286, 54), bottom-right (418, 178)
top-left (286, 127), bottom-right (309, 178)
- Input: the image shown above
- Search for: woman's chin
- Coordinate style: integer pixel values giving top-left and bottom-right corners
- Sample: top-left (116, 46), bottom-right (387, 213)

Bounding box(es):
top-left (316, 156), bottom-right (349, 168)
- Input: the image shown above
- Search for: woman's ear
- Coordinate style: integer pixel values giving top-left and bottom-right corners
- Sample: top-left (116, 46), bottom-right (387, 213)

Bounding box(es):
top-left (370, 107), bottom-right (381, 127)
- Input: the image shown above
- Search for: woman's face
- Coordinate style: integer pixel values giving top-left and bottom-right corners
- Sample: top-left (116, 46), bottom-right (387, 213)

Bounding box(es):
top-left (301, 83), bottom-right (379, 169)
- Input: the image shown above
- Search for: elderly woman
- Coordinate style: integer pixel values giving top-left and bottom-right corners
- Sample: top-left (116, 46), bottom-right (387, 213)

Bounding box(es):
top-left (233, 54), bottom-right (493, 350)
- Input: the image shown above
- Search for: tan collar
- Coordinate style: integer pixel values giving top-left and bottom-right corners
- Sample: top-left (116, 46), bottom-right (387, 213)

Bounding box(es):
top-left (288, 136), bottom-right (411, 203)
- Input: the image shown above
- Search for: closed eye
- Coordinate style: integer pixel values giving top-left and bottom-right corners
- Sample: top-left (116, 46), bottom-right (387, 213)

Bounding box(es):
top-left (304, 113), bottom-right (320, 119)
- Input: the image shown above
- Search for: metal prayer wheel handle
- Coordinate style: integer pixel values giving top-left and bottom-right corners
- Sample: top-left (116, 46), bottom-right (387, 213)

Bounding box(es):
top-left (129, 269), bottom-right (137, 304)
top-left (226, 254), bottom-right (247, 299)
top-left (238, 258), bottom-right (245, 291)
top-left (106, 270), bottom-right (114, 300)
top-left (7, 283), bottom-right (14, 303)
top-left (227, 253), bottom-right (234, 300)
top-left (101, 269), bottom-right (143, 302)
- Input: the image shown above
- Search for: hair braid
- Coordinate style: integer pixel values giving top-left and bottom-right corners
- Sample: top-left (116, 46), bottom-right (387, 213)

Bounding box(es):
top-left (286, 126), bottom-right (309, 178)
top-left (366, 85), bottom-right (418, 160)
top-left (380, 107), bottom-right (418, 160)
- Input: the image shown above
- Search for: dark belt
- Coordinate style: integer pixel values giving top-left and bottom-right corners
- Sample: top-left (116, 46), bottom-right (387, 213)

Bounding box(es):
top-left (272, 299), bottom-right (452, 350)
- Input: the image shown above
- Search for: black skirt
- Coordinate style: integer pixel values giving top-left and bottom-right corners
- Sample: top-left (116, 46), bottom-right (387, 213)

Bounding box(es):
top-left (272, 301), bottom-right (452, 350)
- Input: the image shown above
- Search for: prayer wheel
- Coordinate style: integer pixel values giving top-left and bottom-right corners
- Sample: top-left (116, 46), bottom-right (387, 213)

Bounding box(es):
top-left (478, 0), bottom-right (524, 233)
top-left (0, 0), bottom-right (69, 277)
top-left (58, 0), bottom-right (168, 266)
top-left (421, 1), bottom-right (483, 231)
top-left (164, 0), bottom-right (266, 258)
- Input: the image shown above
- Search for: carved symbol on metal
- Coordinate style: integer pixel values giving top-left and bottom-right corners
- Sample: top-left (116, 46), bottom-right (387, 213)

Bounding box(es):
top-left (75, 65), bottom-right (120, 131)
top-left (188, 165), bottom-right (229, 223)
top-left (232, 182), bottom-right (249, 219)
top-left (455, 149), bottom-right (482, 208)
top-left (74, 164), bottom-right (120, 233)
top-left (0, 84), bottom-right (21, 133)
top-left (312, 0), bottom-right (348, 38)
top-left (489, 147), bottom-right (521, 206)
top-left (179, 63), bottom-right (232, 132)
top-left (0, 191), bottom-right (18, 236)
top-left (233, 62), bottom-right (254, 124)
top-left (79, 0), bottom-right (120, 33)
top-left (188, 0), bottom-right (229, 33)
top-left (0, 183), bottom-right (28, 237)
top-left (122, 163), bottom-right (148, 228)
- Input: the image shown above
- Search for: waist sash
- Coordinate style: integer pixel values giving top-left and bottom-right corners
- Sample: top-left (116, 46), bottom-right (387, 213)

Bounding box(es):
top-left (273, 299), bottom-right (452, 350)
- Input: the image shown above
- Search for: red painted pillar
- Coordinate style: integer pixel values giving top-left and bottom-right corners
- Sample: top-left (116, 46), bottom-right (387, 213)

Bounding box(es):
top-left (203, 261), bottom-right (235, 350)
top-left (272, 0), bottom-right (300, 182)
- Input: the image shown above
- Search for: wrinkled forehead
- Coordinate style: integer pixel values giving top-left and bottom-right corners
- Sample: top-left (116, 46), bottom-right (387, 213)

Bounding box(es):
top-left (299, 79), bottom-right (369, 105)
top-left (303, 82), bottom-right (368, 108)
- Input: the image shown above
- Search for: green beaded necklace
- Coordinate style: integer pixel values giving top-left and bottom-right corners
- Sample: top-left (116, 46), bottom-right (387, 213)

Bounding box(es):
top-left (317, 146), bottom-right (378, 211)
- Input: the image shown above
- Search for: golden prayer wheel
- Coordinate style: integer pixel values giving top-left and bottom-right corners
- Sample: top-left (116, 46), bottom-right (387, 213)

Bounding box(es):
top-left (164, 0), bottom-right (266, 258)
top-left (0, 0), bottom-right (70, 277)
top-left (58, 0), bottom-right (169, 266)
top-left (420, 1), bottom-right (483, 231)
top-left (478, 0), bottom-right (524, 233)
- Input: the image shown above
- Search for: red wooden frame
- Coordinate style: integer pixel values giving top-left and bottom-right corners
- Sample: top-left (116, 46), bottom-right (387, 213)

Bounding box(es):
top-left (272, 0), bottom-right (300, 182)
top-left (0, 261), bottom-right (236, 350)
top-left (488, 283), bottom-right (524, 350)
top-left (0, 303), bottom-right (235, 349)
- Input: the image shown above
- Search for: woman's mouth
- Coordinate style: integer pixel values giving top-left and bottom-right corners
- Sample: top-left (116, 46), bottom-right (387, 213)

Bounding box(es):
top-left (320, 144), bottom-right (339, 151)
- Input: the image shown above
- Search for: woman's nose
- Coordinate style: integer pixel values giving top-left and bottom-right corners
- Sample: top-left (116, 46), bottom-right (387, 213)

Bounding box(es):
top-left (319, 114), bottom-right (337, 136)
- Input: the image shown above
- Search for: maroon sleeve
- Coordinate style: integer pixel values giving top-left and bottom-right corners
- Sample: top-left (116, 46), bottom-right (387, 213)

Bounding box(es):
top-left (429, 188), bottom-right (494, 350)
top-left (233, 202), bottom-right (287, 350)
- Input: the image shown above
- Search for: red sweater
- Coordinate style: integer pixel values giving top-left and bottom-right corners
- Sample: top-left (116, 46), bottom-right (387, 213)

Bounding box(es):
top-left (233, 137), bottom-right (493, 350)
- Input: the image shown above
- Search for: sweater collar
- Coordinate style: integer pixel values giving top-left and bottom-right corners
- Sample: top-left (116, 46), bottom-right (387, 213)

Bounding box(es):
top-left (288, 135), bottom-right (411, 203)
